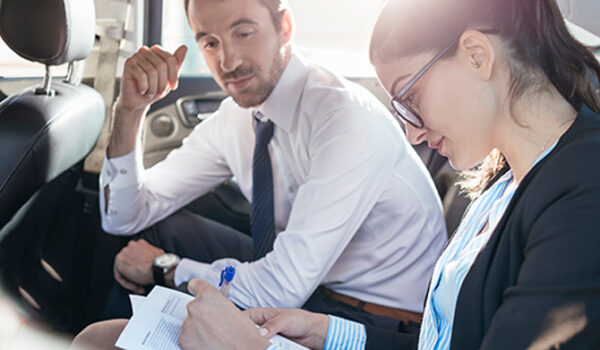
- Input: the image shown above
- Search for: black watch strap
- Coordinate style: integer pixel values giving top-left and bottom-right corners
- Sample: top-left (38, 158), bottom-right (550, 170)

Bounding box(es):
top-left (153, 265), bottom-right (166, 286)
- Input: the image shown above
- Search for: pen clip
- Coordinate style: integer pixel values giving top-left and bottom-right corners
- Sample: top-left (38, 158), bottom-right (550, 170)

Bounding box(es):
top-left (219, 266), bottom-right (236, 287)
top-left (219, 268), bottom-right (225, 287)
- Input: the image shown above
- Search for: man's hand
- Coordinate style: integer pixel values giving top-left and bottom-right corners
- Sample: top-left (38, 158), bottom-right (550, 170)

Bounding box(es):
top-left (118, 44), bottom-right (187, 114)
top-left (113, 239), bottom-right (165, 294)
top-left (107, 45), bottom-right (187, 158)
top-left (244, 308), bottom-right (330, 350)
top-left (178, 279), bottom-right (271, 350)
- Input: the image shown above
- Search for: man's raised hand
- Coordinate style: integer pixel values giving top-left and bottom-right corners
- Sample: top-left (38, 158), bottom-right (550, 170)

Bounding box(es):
top-left (117, 45), bottom-right (187, 114)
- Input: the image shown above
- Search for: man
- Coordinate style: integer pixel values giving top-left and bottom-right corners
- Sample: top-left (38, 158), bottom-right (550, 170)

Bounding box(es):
top-left (100, 0), bottom-right (446, 328)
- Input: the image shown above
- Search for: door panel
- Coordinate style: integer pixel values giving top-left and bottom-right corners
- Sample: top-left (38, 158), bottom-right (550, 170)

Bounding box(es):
top-left (141, 76), bottom-right (251, 233)
top-left (143, 93), bottom-right (226, 167)
top-left (142, 77), bottom-right (225, 167)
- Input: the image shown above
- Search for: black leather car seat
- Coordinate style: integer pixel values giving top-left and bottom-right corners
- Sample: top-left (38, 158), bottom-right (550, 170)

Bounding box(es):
top-left (0, 0), bottom-right (104, 228)
top-left (0, 0), bottom-right (104, 331)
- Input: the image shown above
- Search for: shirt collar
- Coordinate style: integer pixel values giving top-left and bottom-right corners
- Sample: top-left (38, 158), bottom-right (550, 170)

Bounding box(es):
top-left (254, 53), bottom-right (309, 133)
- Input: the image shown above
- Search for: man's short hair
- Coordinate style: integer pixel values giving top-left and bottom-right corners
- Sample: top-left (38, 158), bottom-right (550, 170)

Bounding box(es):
top-left (184, 0), bottom-right (285, 31)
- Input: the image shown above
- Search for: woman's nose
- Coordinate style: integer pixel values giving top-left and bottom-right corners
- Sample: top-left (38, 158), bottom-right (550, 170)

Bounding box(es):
top-left (405, 123), bottom-right (427, 145)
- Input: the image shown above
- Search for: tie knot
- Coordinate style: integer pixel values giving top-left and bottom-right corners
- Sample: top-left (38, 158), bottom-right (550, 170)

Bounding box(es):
top-left (253, 111), bottom-right (275, 145)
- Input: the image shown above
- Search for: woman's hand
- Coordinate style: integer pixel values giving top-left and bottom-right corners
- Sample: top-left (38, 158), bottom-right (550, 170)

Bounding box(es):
top-left (244, 308), bottom-right (330, 350)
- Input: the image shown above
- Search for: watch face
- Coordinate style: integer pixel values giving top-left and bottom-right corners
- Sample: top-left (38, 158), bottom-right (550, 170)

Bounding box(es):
top-left (154, 253), bottom-right (180, 268)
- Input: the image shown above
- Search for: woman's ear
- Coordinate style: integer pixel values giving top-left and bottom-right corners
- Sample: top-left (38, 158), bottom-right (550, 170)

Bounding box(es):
top-left (280, 9), bottom-right (293, 45)
top-left (458, 30), bottom-right (496, 81)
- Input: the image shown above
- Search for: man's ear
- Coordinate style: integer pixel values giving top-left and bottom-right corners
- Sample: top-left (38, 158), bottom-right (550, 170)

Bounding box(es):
top-left (458, 30), bottom-right (496, 81)
top-left (280, 9), bottom-right (293, 45)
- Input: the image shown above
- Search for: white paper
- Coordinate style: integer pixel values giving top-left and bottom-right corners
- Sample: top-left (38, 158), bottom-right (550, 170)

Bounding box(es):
top-left (146, 286), bottom-right (194, 320)
top-left (116, 305), bottom-right (184, 350)
top-left (129, 295), bottom-right (146, 316)
top-left (267, 334), bottom-right (309, 350)
top-left (116, 286), bottom-right (308, 350)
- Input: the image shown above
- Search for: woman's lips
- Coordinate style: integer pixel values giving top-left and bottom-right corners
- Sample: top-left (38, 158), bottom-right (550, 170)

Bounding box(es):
top-left (430, 138), bottom-right (446, 155)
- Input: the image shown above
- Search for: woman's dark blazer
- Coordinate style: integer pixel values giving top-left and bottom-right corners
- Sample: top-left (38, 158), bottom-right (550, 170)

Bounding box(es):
top-left (366, 104), bottom-right (600, 350)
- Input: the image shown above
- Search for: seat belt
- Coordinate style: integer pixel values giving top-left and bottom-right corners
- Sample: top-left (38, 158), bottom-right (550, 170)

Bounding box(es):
top-left (84, 34), bottom-right (121, 173)
top-left (84, 0), bottom-right (135, 173)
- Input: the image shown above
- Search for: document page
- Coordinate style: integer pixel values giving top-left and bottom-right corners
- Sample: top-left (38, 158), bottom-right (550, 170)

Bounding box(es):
top-left (115, 286), bottom-right (308, 350)
top-left (116, 305), bottom-right (184, 350)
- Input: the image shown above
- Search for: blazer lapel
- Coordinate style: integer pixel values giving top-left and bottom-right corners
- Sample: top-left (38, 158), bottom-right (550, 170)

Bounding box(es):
top-left (448, 104), bottom-right (600, 349)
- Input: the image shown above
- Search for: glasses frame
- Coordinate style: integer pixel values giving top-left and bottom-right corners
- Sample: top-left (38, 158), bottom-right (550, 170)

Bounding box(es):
top-left (390, 29), bottom-right (499, 128)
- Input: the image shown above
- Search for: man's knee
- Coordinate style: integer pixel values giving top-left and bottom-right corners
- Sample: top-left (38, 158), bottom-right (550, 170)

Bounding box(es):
top-left (72, 319), bottom-right (128, 350)
top-left (136, 210), bottom-right (196, 247)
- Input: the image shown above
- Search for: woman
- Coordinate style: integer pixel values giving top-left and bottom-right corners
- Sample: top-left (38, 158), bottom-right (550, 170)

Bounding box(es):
top-left (238, 0), bottom-right (600, 348)
top-left (75, 0), bottom-right (600, 348)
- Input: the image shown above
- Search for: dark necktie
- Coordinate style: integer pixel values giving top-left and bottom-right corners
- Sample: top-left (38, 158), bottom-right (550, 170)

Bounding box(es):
top-left (251, 111), bottom-right (276, 259)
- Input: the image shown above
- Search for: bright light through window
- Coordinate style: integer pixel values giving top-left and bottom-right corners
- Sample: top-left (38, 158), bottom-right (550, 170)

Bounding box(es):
top-left (162, 3), bottom-right (210, 77)
top-left (162, 0), bottom-right (388, 78)
top-left (0, 39), bottom-right (69, 78)
top-left (288, 0), bottom-right (388, 77)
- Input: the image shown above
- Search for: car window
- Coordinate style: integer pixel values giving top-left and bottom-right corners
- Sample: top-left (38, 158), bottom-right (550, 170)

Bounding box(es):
top-left (0, 39), bottom-right (68, 78)
top-left (162, 2), bottom-right (211, 77)
top-left (162, 0), bottom-right (388, 78)
top-left (566, 21), bottom-right (600, 56)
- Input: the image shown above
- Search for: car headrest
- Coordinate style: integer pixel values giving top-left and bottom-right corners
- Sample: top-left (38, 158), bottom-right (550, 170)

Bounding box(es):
top-left (0, 0), bottom-right (95, 66)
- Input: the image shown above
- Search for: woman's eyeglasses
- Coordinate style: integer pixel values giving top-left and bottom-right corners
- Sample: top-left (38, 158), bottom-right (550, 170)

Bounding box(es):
top-left (390, 30), bottom-right (498, 128)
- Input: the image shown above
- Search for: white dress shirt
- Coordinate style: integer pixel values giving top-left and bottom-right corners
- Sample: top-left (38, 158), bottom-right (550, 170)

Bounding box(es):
top-left (100, 54), bottom-right (447, 311)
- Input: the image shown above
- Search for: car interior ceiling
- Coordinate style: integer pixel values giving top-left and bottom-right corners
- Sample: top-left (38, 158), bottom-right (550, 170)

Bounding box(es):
top-left (0, 0), bottom-right (598, 337)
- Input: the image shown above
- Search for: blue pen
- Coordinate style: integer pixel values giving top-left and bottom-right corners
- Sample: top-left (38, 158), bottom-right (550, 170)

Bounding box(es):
top-left (219, 266), bottom-right (236, 297)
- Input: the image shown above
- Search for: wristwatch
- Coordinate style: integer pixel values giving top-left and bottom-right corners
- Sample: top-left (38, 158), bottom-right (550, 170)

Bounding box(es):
top-left (152, 253), bottom-right (180, 286)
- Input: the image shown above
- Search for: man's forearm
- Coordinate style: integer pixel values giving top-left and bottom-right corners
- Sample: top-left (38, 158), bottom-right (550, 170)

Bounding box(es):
top-left (103, 102), bottom-right (148, 213)
top-left (106, 102), bottom-right (148, 159)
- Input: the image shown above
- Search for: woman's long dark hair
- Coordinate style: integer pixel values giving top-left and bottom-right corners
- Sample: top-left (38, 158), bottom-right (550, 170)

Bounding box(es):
top-left (459, 0), bottom-right (600, 197)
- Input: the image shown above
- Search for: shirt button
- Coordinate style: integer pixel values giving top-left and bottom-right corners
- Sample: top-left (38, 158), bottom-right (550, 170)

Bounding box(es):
top-left (120, 169), bottom-right (127, 175)
top-left (288, 186), bottom-right (294, 193)
top-left (107, 170), bottom-right (112, 177)
top-left (109, 210), bottom-right (118, 215)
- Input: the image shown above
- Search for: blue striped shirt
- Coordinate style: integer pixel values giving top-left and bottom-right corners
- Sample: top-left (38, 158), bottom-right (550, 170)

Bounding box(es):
top-left (324, 315), bottom-right (367, 349)
top-left (265, 315), bottom-right (364, 350)
top-left (418, 144), bottom-right (555, 350)
top-left (417, 169), bottom-right (517, 349)
top-left (312, 144), bottom-right (556, 350)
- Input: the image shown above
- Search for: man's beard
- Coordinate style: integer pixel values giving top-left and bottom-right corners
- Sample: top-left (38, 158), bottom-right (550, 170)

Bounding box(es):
top-left (223, 49), bottom-right (286, 108)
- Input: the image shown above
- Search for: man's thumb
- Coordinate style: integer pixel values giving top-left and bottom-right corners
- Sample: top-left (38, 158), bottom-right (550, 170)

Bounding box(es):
top-left (174, 45), bottom-right (188, 67)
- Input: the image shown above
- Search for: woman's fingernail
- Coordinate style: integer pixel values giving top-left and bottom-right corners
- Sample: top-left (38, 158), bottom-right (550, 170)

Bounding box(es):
top-left (259, 328), bottom-right (268, 337)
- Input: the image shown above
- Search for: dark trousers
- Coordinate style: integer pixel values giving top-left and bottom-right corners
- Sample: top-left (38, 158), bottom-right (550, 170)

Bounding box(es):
top-left (101, 210), bottom-right (254, 319)
top-left (101, 210), bottom-right (417, 333)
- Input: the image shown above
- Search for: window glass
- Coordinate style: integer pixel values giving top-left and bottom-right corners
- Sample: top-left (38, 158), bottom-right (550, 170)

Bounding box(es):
top-left (161, 1), bottom-right (599, 78)
top-left (565, 21), bottom-right (600, 61)
top-left (161, 0), bottom-right (387, 77)
top-left (289, 0), bottom-right (387, 77)
top-left (162, 2), bottom-right (211, 76)
top-left (0, 39), bottom-right (68, 78)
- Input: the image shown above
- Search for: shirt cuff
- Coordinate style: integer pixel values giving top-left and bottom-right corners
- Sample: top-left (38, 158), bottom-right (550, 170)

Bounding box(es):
top-left (100, 149), bottom-right (143, 190)
top-left (323, 315), bottom-right (366, 350)
top-left (174, 258), bottom-right (222, 288)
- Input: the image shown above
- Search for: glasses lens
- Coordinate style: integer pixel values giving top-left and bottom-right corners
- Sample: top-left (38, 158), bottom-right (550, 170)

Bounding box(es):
top-left (392, 99), bottom-right (422, 128)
